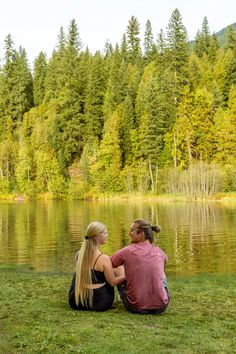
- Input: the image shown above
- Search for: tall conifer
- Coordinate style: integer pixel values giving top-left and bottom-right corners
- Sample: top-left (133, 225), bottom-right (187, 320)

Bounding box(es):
top-left (166, 9), bottom-right (189, 104)
top-left (33, 52), bottom-right (47, 106)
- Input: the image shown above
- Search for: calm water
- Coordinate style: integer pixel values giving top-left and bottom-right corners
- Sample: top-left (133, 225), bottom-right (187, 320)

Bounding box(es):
top-left (0, 200), bottom-right (235, 275)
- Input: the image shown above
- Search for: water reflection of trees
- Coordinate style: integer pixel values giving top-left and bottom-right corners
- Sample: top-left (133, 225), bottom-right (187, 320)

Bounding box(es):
top-left (0, 200), bottom-right (235, 275)
top-left (157, 202), bottom-right (236, 274)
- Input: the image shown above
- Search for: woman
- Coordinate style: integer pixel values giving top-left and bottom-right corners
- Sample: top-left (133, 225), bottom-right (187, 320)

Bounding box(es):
top-left (111, 219), bottom-right (170, 314)
top-left (69, 221), bottom-right (125, 311)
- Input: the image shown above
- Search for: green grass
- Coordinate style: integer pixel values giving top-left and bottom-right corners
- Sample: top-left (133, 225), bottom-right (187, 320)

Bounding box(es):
top-left (0, 266), bottom-right (235, 354)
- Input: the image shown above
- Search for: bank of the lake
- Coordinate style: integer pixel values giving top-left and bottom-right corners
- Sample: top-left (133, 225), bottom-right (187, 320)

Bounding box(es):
top-left (1, 191), bottom-right (236, 202)
top-left (1, 266), bottom-right (235, 354)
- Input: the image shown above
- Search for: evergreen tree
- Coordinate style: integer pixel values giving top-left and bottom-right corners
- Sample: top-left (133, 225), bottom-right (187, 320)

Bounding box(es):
top-left (188, 53), bottom-right (201, 90)
top-left (84, 51), bottom-right (106, 141)
top-left (157, 29), bottom-right (167, 55)
top-left (44, 20), bottom-right (82, 103)
top-left (224, 25), bottom-right (236, 53)
top-left (144, 20), bottom-right (156, 62)
top-left (103, 40), bottom-right (113, 57)
top-left (214, 85), bottom-right (236, 165)
top-left (191, 87), bottom-right (215, 161)
top-left (0, 35), bottom-right (33, 127)
top-left (208, 33), bottom-right (219, 63)
top-left (126, 16), bottom-right (142, 64)
top-left (165, 86), bottom-right (195, 169)
top-left (103, 45), bottom-right (127, 120)
top-left (67, 19), bottom-right (82, 50)
top-left (79, 139), bottom-right (99, 187)
top-left (91, 108), bottom-right (123, 192)
top-left (221, 49), bottom-right (236, 104)
top-left (33, 52), bottom-right (47, 106)
top-left (0, 117), bottom-right (18, 183)
top-left (57, 26), bottom-right (66, 51)
top-left (120, 34), bottom-right (128, 62)
top-left (117, 97), bottom-right (134, 165)
top-left (12, 47), bottom-right (33, 121)
top-left (193, 17), bottom-right (211, 57)
top-left (166, 8), bottom-right (190, 104)
top-left (136, 62), bottom-right (175, 167)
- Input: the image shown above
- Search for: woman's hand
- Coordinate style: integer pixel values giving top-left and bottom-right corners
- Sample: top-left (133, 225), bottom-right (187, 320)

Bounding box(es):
top-left (102, 255), bottom-right (126, 286)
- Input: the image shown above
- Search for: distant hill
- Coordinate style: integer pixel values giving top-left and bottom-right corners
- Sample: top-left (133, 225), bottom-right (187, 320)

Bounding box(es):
top-left (216, 23), bottom-right (236, 46)
top-left (189, 23), bottom-right (236, 48)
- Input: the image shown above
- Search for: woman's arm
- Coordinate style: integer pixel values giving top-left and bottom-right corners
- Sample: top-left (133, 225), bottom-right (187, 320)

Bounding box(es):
top-left (102, 255), bottom-right (126, 286)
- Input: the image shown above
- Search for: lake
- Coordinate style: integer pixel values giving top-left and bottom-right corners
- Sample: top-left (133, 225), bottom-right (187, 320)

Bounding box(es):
top-left (0, 200), bottom-right (235, 276)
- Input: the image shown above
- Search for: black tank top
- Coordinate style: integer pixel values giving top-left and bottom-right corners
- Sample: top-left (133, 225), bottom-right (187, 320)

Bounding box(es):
top-left (91, 253), bottom-right (106, 284)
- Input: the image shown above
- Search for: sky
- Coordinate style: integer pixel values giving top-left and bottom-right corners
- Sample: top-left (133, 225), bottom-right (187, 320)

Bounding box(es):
top-left (0, 0), bottom-right (235, 66)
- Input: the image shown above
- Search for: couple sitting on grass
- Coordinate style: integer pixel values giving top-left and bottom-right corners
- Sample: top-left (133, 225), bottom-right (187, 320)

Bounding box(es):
top-left (69, 219), bottom-right (170, 314)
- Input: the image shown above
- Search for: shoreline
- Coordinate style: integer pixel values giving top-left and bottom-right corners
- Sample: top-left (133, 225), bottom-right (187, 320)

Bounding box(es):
top-left (1, 191), bottom-right (236, 202)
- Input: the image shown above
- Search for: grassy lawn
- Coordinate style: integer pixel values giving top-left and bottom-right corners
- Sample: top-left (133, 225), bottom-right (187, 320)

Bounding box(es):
top-left (0, 266), bottom-right (235, 354)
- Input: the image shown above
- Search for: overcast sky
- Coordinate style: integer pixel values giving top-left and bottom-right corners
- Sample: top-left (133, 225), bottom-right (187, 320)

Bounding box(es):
top-left (0, 0), bottom-right (235, 66)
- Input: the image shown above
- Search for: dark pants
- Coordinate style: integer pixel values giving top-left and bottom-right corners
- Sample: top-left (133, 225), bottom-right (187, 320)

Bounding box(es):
top-left (117, 281), bottom-right (170, 314)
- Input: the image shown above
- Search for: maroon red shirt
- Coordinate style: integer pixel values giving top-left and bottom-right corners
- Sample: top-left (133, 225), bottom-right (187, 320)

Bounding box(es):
top-left (111, 241), bottom-right (168, 310)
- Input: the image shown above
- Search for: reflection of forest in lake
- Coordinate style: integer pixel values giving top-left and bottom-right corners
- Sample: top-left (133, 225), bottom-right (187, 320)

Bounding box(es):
top-left (0, 200), bottom-right (235, 275)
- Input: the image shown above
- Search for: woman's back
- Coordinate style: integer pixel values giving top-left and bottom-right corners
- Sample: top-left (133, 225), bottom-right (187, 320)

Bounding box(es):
top-left (69, 221), bottom-right (125, 312)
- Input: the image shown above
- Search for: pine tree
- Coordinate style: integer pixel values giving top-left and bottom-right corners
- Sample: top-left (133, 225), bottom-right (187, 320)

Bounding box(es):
top-left (193, 17), bottom-right (211, 57)
top-left (44, 20), bottom-right (89, 168)
top-left (144, 20), bottom-right (156, 62)
top-left (214, 85), bottom-right (236, 164)
top-left (166, 86), bottom-right (195, 169)
top-left (91, 108), bottom-right (123, 192)
top-left (33, 52), bottom-right (47, 106)
top-left (103, 45), bottom-right (127, 120)
top-left (224, 25), bottom-right (236, 53)
top-left (126, 16), bottom-right (142, 64)
top-left (84, 51), bottom-right (106, 141)
top-left (191, 87), bottom-right (215, 161)
top-left (67, 19), bottom-right (82, 50)
top-left (120, 34), bottom-right (128, 62)
top-left (166, 8), bottom-right (190, 104)
top-left (208, 33), bottom-right (219, 63)
top-left (57, 26), bottom-right (66, 51)
top-left (221, 49), bottom-right (236, 104)
top-left (136, 62), bottom-right (175, 167)
top-left (0, 35), bottom-right (33, 126)
top-left (188, 53), bottom-right (201, 90)
top-left (157, 29), bottom-right (166, 55)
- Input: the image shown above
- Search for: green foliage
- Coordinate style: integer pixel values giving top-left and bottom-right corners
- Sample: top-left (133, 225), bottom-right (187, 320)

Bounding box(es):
top-left (193, 17), bottom-right (211, 57)
top-left (15, 142), bottom-right (35, 196)
top-left (136, 62), bottom-right (175, 167)
top-left (143, 19), bottom-right (157, 63)
top-left (0, 36), bottom-right (33, 126)
top-left (166, 8), bottom-right (190, 103)
top-left (84, 51), bottom-right (106, 140)
top-left (35, 150), bottom-right (67, 198)
top-left (67, 19), bottom-right (82, 50)
top-left (0, 16), bottom-right (235, 198)
top-left (33, 52), bottom-right (47, 106)
top-left (126, 16), bottom-right (142, 64)
top-left (103, 46), bottom-right (127, 120)
top-left (91, 108), bottom-right (123, 192)
top-left (214, 86), bottom-right (236, 164)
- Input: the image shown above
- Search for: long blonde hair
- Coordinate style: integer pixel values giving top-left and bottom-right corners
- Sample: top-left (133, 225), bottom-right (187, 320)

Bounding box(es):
top-left (75, 221), bottom-right (106, 307)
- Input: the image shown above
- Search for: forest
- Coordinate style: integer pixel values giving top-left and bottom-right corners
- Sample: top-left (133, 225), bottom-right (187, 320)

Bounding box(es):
top-left (0, 9), bottom-right (235, 199)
